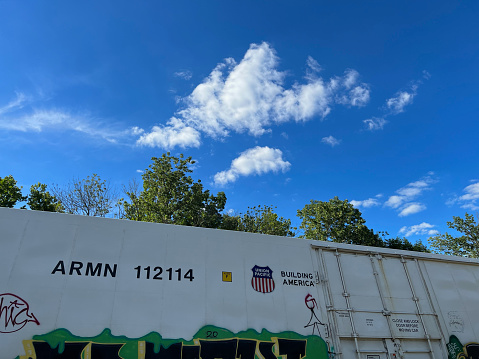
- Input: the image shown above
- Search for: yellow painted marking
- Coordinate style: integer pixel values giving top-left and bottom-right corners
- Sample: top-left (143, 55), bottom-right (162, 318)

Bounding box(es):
top-left (222, 271), bottom-right (232, 282)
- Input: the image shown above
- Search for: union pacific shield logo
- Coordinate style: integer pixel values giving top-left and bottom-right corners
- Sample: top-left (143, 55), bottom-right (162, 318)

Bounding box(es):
top-left (251, 265), bottom-right (275, 293)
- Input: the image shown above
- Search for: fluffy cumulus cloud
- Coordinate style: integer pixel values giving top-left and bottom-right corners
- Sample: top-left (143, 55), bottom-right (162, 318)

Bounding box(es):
top-left (321, 135), bottom-right (340, 147)
top-left (399, 222), bottom-right (439, 237)
top-left (137, 42), bottom-right (370, 149)
top-left (136, 117), bottom-right (201, 149)
top-left (385, 175), bottom-right (435, 216)
top-left (214, 146), bottom-right (291, 186)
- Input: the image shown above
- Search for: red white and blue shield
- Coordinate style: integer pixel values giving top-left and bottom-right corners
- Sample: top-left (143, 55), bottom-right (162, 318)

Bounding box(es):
top-left (251, 265), bottom-right (275, 293)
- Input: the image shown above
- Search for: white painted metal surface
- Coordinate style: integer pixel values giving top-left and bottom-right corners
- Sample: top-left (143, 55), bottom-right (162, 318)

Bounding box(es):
top-left (1, 208), bottom-right (479, 359)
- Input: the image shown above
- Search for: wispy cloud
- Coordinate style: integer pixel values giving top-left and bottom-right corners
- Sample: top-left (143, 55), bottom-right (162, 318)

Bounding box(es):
top-left (386, 85), bottom-right (417, 115)
top-left (399, 222), bottom-right (439, 237)
top-left (364, 73), bottom-right (428, 131)
top-left (385, 174), bottom-right (435, 216)
top-left (0, 92), bottom-right (27, 116)
top-left (214, 146), bottom-right (291, 186)
top-left (174, 70), bottom-right (193, 80)
top-left (137, 42), bottom-right (370, 149)
top-left (363, 117), bottom-right (387, 131)
top-left (321, 135), bottom-right (341, 147)
top-left (0, 93), bottom-right (134, 143)
top-left (447, 181), bottom-right (479, 210)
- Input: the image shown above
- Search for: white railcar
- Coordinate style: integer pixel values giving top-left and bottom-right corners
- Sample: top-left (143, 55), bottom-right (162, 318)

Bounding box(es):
top-left (1, 208), bottom-right (477, 359)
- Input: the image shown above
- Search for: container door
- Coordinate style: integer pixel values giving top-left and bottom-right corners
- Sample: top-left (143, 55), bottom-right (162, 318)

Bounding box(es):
top-left (312, 247), bottom-right (447, 359)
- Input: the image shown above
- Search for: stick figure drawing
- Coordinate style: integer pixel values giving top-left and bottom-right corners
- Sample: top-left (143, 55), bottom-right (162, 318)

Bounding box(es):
top-left (304, 293), bottom-right (328, 337)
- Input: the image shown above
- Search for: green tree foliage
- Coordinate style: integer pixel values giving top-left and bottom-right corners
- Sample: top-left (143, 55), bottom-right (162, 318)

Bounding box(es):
top-left (27, 183), bottom-right (63, 212)
top-left (220, 205), bottom-right (295, 237)
top-left (297, 197), bottom-right (376, 244)
top-left (382, 235), bottom-right (429, 252)
top-left (297, 197), bottom-right (428, 252)
top-left (0, 175), bottom-right (25, 207)
top-left (123, 153), bottom-right (226, 228)
top-left (428, 213), bottom-right (479, 258)
top-left (52, 174), bottom-right (116, 217)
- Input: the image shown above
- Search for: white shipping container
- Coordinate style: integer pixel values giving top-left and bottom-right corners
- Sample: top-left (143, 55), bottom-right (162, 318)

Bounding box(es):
top-left (1, 208), bottom-right (479, 359)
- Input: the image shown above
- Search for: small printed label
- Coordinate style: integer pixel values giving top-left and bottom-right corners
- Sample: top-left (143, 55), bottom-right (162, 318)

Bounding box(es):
top-left (222, 272), bottom-right (232, 282)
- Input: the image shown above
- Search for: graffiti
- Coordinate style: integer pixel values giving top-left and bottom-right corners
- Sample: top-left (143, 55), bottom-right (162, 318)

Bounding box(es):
top-left (447, 335), bottom-right (479, 359)
top-left (448, 311), bottom-right (465, 333)
top-left (251, 265), bottom-right (275, 293)
top-left (304, 294), bottom-right (327, 337)
top-left (0, 293), bottom-right (39, 333)
top-left (18, 325), bottom-right (329, 359)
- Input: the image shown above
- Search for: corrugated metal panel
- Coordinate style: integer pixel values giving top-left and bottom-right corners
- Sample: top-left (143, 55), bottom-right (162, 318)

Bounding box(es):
top-left (315, 247), bottom-right (448, 359)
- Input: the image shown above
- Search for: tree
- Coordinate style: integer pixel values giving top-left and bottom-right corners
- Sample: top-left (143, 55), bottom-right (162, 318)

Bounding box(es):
top-left (382, 234), bottom-right (429, 252)
top-left (51, 174), bottom-right (116, 217)
top-left (297, 197), bottom-right (377, 244)
top-left (220, 205), bottom-right (295, 237)
top-left (296, 197), bottom-right (429, 252)
top-left (123, 153), bottom-right (226, 228)
top-left (0, 175), bottom-right (25, 207)
top-left (428, 213), bottom-right (479, 258)
top-left (27, 183), bottom-right (63, 212)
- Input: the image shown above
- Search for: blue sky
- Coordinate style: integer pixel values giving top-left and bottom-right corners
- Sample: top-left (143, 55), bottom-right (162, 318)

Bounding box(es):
top-left (1, 1), bottom-right (478, 244)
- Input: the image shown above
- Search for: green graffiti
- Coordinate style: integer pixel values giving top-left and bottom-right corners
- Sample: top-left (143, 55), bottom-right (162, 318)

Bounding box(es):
top-left (447, 335), bottom-right (479, 359)
top-left (448, 335), bottom-right (464, 359)
top-left (18, 325), bottom-right (329, 359)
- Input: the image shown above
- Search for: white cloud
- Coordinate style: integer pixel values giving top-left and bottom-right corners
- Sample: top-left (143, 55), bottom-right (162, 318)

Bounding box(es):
top-left (386, 85), bottom-right (417, 115)
top-left (0, 92), bottom-right (27, 116)
top-left (321, 135), bottom-right (340, 147)
top-left (306, 56), bottom-right (321, 74)
top-left (460, 182), bottom-right (479, 201)
top-left (385, 175), bottom-right (435, 216)
top-left (214, 146), bottom-right (291, 186)
top-left (174, 70), bottom-right (193, 80)
top-left (351, 198), bottom-right (381, 208)
top-left (0, 108), bottom-right (131, 143)
top-left (398, 202), bottom-right (426, 217)
top-left (139, 42), bottom-right (370, 149)
top-left (364, 117), bottom-right (387, 131)
top-left (336, 70), bottom-right (370, 107)
top-left (364, 75), bottom-right (427, 130)
top-left (136, 117), bottom-right (201, 149)
top-left (385, 195), bottom-right (405, 209)
top-left (399, 222), bottom-right (439, 237)
top-left (450, 181), bottom-right (479, 210)
top-left (0, 93), bottom-right (137, 144)
top-left (348, 85), bottom-right (370, 106)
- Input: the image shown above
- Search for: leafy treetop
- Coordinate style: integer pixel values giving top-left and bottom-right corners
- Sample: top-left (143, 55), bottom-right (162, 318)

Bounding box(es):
top-left (123, 153), bottom-right (226, 228)
top-left (429, 213), bottom-right (479, 258)
top-left (0, 175), bottom-right (26, 208)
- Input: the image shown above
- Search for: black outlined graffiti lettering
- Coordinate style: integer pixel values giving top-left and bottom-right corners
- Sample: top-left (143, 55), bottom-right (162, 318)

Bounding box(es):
top-left (22, 338), bottom-right (308, 359)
